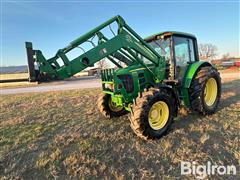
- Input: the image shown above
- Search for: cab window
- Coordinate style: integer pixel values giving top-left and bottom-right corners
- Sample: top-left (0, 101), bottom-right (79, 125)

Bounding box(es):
top-left (174, 37), bottom-right (195, 66)
top-left (148, 38), bottom-right (171, 62)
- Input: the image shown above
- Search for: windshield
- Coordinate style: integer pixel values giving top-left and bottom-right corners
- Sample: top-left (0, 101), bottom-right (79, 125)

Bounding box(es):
top-left (148, 38), bottom-right (171, 61)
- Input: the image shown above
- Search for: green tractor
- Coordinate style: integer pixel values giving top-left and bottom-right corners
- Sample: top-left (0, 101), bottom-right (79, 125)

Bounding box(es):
top-left (25, 16), bottom-right (221, 139)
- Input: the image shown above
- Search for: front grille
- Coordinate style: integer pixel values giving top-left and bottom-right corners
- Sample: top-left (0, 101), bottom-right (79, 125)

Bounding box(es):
top-left (101, 68), bottom-right (114, 81)
top-left (117, 74), bottom-right (134, 93)
top-left (138, 73), bottom-right (145, 90)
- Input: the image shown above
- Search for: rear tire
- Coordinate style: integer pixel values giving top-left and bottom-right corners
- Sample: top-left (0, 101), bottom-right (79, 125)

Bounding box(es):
top-left (97, 94), bottom-right (128, 118)
top-left (189, 66), bottom-right (221, 115)
top-left (129, 89), bottom-right (175, 140)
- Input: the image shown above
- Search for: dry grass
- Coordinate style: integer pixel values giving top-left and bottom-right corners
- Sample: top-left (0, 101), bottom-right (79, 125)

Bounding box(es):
top-left (0, 81), bottom-right (39, 89)
top-left (0, 73), bottom-right (33, 89)
top-left (0, 80), bottom-right (239, 179)
top-left (0, 72), bottom-right (87, 81)
top-left (0, 73), bottom-right (29, 80)
top-left (0, 72), bottom-right (87, 89)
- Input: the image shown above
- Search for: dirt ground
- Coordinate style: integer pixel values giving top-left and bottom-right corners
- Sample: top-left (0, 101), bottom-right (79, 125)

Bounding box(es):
top-left (0, 79), bottom-right (239, 179)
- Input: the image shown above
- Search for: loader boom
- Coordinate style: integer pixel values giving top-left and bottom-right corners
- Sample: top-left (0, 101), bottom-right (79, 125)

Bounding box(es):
top-left (26, 15), bottom-right (163, 82)
top-left (25, 15), bottom-right (222, 140)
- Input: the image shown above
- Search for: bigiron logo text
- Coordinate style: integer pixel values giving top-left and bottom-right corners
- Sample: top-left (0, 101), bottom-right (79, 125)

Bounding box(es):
top-left (181, 161), bottom-right (237, 179)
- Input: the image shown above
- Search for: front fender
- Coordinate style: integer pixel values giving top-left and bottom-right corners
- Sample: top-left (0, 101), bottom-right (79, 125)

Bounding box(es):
top-left (182, 61), bottom-right (213, 107)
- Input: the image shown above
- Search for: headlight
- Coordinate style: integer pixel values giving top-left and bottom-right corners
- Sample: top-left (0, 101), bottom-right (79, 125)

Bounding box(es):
top-left (105, 83), bottom-right (114, 91)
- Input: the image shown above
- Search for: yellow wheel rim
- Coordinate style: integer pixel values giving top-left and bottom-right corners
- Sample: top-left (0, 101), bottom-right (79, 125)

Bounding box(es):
top-left (204, 78), bottom-right (218, 106)
top-left (108, 98), bottom-right (123, 112)
top-left (148, 101), bottom-right (169, 130)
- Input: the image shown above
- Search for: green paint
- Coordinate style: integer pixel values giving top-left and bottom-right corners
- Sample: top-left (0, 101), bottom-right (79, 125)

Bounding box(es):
top-left (182, 61), bottom-right (212, 107)
top-left (25, 15), bottom-right (213, 111)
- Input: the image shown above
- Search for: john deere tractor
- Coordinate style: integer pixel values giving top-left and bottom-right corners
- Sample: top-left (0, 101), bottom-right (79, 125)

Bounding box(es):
top-left (25, 16), bottom-right (221, 139)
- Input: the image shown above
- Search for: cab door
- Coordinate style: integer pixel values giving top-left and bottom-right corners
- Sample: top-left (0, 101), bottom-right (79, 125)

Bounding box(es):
top-left (173, 36), bottom-right (196, 82)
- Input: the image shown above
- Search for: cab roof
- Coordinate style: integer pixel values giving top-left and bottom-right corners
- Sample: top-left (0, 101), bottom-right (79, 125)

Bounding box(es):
top-left (144, 31), bottom-right (196, 42)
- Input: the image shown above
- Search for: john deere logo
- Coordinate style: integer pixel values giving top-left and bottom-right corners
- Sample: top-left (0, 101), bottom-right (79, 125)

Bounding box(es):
top-left (126, 35), bottom-right (133, 42)
top-left (99, 48), bottom-right (107, 56)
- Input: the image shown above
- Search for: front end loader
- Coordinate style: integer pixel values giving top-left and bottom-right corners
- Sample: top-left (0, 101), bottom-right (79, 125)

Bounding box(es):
top-left (25, 15), bottom-right (221, 140)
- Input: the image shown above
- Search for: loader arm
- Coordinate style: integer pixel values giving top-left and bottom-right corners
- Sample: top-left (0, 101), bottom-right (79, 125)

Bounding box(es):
top-left (26, 15), bottom-right (163, 81)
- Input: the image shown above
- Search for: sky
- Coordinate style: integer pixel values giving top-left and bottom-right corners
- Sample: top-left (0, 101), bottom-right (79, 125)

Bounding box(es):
top-left (1, 0), bottom-right (239, 66)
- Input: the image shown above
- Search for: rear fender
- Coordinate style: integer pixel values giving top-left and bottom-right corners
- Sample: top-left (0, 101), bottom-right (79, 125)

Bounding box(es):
top-left (182, 61), bottom-right (213, 107)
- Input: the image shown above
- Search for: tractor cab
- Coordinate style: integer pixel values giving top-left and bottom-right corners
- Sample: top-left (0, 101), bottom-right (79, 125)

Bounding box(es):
top-left (145, 31), bottom-right (199, 82)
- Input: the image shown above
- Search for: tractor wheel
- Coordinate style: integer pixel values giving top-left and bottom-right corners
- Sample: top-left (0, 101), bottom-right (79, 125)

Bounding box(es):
top-left (189, 66), bottom-right (221, 115)
top-left (129, 89), bottom-right (175, 140)
top-left (97, 94), bottom-right (128, 118)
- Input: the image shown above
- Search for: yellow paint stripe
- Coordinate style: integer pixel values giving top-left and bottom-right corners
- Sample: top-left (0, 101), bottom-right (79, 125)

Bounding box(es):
top-left (129, 68), bottom-right (146, 72)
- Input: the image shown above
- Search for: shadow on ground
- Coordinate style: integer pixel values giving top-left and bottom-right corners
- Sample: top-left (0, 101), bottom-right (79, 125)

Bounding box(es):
top-left (0, 80), bottom-right (239, 179)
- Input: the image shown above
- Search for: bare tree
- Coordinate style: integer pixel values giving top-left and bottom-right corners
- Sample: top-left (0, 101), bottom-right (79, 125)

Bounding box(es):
top-left (221, 53), bottom-right (231, 59)
top-left (198, 43), bottom-right (218, 61)
top-left (96, 58), bottom-right (110, 69)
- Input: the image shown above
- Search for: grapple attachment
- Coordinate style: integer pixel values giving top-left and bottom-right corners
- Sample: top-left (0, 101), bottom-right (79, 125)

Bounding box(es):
top-left (25, 42), bottom-right (37, 82)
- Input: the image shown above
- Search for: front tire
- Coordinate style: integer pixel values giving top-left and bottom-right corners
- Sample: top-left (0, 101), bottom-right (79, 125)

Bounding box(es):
top-left (129, 89), bottom-right (175, 140)
top-left (189, 66), bottom-right (221, 115)
top-left (97, 94), bottom-right (128, 118)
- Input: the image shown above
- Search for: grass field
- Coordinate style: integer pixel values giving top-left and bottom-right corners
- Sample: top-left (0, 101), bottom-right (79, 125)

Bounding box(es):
top-left (0, 72), bottom-right (88, 81)
top-left (0, 72), bottom-right (88, 89)
top-left (0, 73), bottom-right (29, 80)
top-left (0, 79), bottom-right (239, 179)
top-left (0, 73), bottom-right (32, 89)
top-left (0, 69), bottom-right (237, 80)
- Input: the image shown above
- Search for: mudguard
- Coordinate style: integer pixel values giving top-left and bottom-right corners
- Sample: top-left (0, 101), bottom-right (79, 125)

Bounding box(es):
top-left (182, 61), bottom-right (213, 107)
